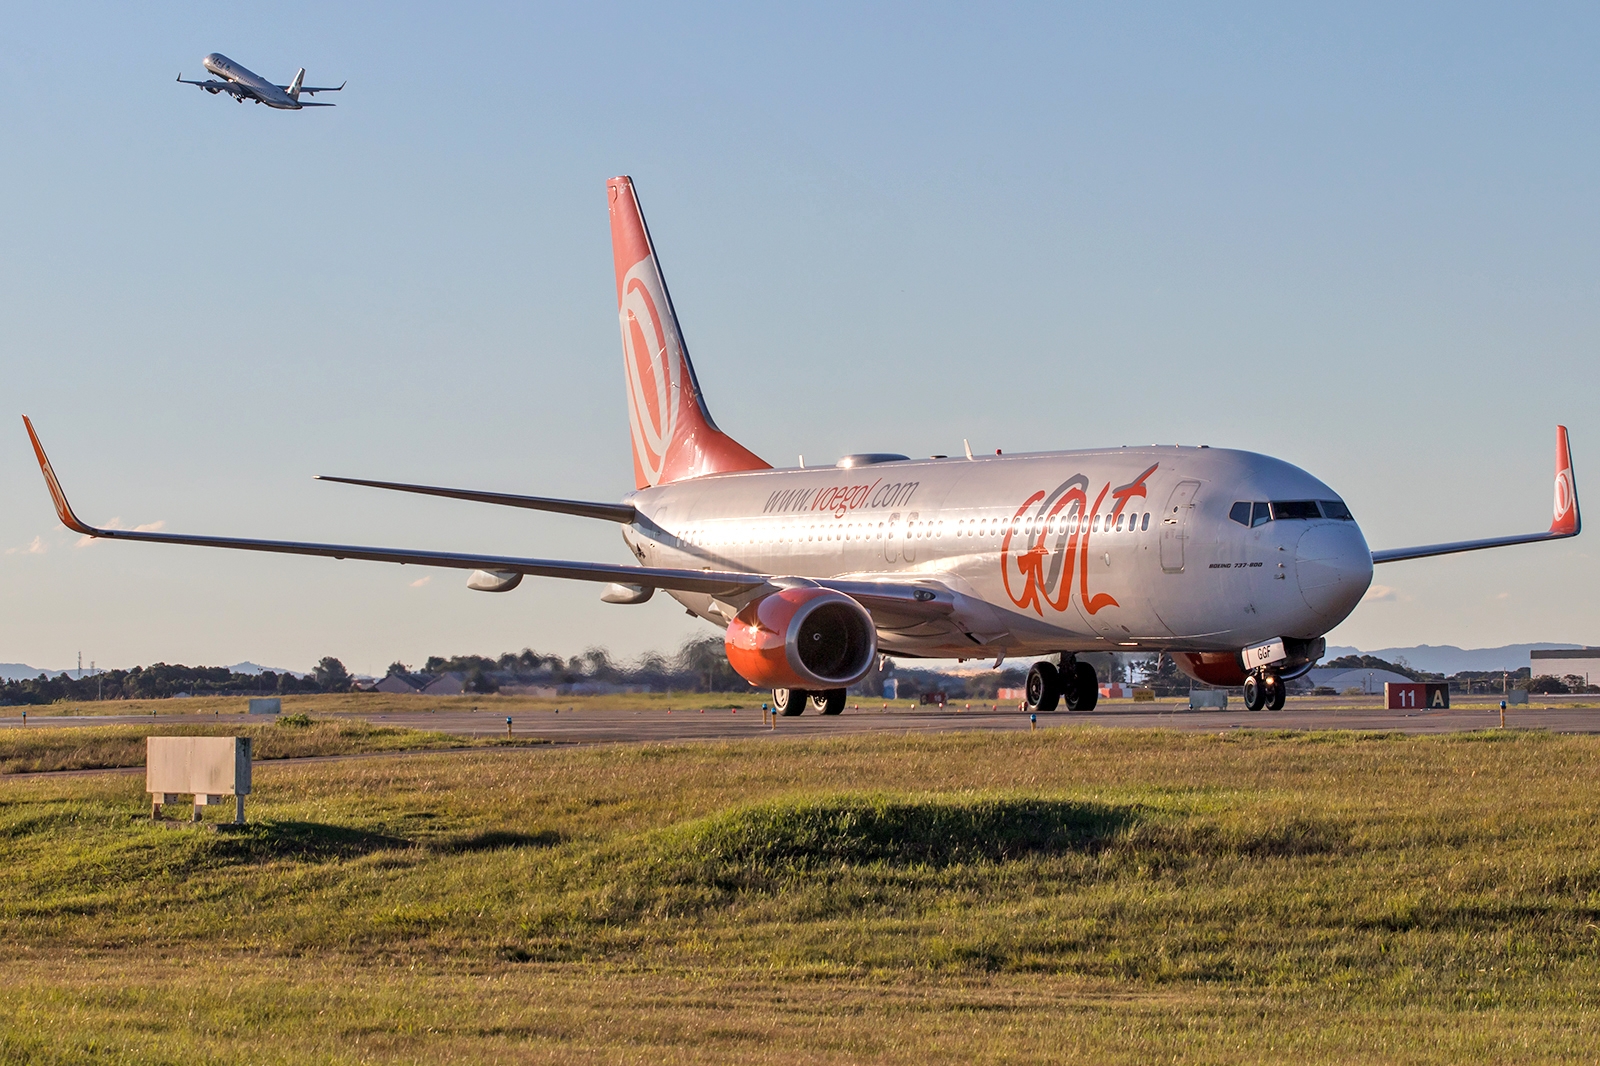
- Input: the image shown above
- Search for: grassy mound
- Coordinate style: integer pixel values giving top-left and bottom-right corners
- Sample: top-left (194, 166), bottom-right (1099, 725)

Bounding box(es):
top-left (675, 794), bottom-right (1140, 870)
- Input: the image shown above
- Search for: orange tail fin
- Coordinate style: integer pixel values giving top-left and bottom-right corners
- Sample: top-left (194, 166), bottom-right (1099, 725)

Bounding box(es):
top-left (608, 176), bottom-right (769, 490)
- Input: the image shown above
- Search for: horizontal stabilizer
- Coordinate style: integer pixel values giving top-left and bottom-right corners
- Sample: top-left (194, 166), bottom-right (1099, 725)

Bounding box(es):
top-left (1372, 425), bottom-right (1580, 564)
top-left (316, 475), bottom-right (636, 524)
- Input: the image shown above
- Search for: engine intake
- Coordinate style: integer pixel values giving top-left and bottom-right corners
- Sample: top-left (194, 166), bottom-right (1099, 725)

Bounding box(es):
top-left (724, 588), bottom-right (877, 690)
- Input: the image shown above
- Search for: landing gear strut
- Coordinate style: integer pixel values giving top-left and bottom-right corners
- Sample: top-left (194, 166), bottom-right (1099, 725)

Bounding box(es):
top-left (1242, 670), bottom-right (1286, 712)
top-left (1026, 656), bottom-right (1099, 713)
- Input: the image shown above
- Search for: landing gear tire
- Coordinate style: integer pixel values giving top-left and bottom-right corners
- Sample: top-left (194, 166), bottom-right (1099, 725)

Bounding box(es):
top-left (1264, 672), bottom-right (1286, 711)
top-left (1064, 661), bottom-right (1099, 712)
top-left (773, 688), bottom-right (809, 716)
top-left (808, 689), bottom-right (847, 715)
top-left (1025, 662), bottom-right (1061, 713)
top-left (1242, 674), bottom-right (1266, 712)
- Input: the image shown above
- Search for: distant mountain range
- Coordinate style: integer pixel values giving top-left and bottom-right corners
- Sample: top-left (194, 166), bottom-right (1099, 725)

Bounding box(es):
top-left (1322, 643), bottom-right (1588, 674)
top-left (0, 661), bottom-right (303, 682)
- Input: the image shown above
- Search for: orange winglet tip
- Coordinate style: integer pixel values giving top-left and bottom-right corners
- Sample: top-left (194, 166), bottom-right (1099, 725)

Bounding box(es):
top-left (21, 416), bottom-right (96, 536)
top-left (1551, 425), bottom-right (1580, 536)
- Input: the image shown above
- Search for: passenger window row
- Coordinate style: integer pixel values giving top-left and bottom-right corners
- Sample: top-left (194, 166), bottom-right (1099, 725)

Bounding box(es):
top-left (1228, 499), bottom-right (1354, 526)
top-left (957, 512), bottom-right (1152, 536)
top-left (679, 507), bottom-right (1164, 547)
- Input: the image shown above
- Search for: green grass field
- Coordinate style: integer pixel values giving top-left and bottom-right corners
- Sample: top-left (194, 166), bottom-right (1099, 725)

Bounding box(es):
top-left (2, 727), bottom-right (1598, 1063)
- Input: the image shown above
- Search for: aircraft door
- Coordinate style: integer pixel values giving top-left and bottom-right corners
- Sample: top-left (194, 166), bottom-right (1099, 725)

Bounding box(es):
top-left (884, 513), bottom-right (901, 563)
top-left (904, 512), bottom-right (919, 562)
top-left (1159, 481), bottom-right (1201, 573)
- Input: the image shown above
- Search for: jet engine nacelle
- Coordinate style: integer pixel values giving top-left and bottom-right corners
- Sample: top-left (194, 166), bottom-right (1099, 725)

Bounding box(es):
top-left (724, 587), bottom-right (877, 690)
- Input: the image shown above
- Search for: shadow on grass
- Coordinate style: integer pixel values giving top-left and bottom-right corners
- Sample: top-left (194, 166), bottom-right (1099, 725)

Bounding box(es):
top-left (211, 820), bottom-right (414, 862)
top-left (679, 795), bottom-right (1142, 871)
top-left (207, 822), bottom-right (564, 864)
top-left (432, 829), bottom-right (563, 854)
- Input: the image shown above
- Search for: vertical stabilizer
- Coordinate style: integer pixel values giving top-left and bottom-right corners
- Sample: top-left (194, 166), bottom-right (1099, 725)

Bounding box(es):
top-left (608, 176), bottom-right (770, 490)
top-left (287, 68), bottom-right (305, 101)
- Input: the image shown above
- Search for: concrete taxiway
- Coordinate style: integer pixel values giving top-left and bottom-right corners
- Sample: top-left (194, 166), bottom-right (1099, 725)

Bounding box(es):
top-left (4, 697), bottom-right (1596, 744)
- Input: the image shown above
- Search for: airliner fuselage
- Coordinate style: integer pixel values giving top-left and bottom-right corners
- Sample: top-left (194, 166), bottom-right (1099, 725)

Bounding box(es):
top-left (625, 446), bottom-right (1370, 665)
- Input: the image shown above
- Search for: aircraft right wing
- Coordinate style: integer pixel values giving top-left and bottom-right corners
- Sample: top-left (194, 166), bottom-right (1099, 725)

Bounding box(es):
top-left (285, 82), bottom-right (345, 96)
top-left (24, 418), bottom-right (991, 642)
top-left (1371, 426), bottom-right (1580, 564)
top-left (22, 417), bottom-right (764, 599)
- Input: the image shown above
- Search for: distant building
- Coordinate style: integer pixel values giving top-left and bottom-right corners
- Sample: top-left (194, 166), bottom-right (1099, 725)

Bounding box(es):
top-left (422, 673), bottom-right (466, 696)
top-left (374, 674), bottom-right (423, 695)
top-left (1530, 649), bottom-right (1600, 685)
top-left (372, 671), bottom-right (466, 696)
top-left (1302, 668), bottom-right (1413, 694)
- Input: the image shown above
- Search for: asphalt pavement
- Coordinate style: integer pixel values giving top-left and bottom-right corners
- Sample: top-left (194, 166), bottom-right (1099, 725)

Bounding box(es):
top-left (3, 697), bottom-right (1593, 744)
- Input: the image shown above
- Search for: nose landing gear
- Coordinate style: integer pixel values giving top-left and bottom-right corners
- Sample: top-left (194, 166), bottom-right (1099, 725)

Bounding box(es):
top-left (1242, 670), bottom-right (1286, 712)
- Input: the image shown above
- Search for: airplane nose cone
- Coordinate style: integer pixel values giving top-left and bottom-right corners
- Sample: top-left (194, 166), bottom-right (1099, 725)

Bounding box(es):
top-left (1295, 523), bottom-right (1372, 621)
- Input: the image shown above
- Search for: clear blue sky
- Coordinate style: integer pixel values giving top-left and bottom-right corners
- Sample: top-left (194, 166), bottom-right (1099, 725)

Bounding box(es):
top-left (3, 2), bottom-right (1597, 675)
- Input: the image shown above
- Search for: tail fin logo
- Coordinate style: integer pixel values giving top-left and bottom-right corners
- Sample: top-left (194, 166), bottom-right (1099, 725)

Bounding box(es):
top-left (619, 257), bottom-right (681, 487)
top-left (1553, 425), bottom-right (1578, 534)
top-left (1556, 468), bottom-right (1574, 523)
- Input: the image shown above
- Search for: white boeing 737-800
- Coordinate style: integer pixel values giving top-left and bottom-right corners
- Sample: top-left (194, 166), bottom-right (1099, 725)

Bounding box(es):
top-left (23, 177), bottom-right (1581, 714)
top-left (178, 53), bottom-right (343, 109)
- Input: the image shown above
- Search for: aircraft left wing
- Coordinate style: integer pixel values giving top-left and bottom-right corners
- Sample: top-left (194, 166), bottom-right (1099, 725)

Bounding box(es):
top-left (315, 475), bottom-right (637, 524)
top-left (1372, 426), bottom-right (1579, 564)
top-left (177, 74), bottom-right (247, 98)
top-left (22, 418), bottom-right (765, 598)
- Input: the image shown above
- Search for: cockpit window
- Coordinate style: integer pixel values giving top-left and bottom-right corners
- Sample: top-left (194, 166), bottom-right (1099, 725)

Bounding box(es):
top-left (1270, 500), bottom-right (1321, 520)
top-left (1251, 502), bottom-right (1272, 527)
top-left (1229, 502), bottom-right (1251, 526)
top-left (1319, 499), bottom-right (1353, 520)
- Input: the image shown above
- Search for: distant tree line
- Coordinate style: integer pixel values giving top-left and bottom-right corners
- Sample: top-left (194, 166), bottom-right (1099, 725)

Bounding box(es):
top-left (0, 658), bottom-right (348, 706)
top-left (8, 639), bottom-right (1577, 706)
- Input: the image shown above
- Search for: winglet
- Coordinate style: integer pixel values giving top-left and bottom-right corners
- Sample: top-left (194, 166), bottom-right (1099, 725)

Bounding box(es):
top-left (1552, 425), bottom-right (1580, 536)
top-left (21, 417), bottom-right (97, 536)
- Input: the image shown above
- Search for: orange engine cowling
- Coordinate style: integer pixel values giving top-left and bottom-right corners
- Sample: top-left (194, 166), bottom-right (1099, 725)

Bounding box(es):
top-left (724, 587), bottom-right (878, 690)
top-left (1173, 651), bottom-right (1248, 688)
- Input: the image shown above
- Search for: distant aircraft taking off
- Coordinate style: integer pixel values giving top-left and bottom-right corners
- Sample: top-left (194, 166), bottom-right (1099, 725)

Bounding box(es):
top-left (178, 53), bottom-right (343, 109)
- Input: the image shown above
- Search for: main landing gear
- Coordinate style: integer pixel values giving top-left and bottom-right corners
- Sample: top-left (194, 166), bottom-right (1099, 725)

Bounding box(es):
top-left (1242, 670), bottom-right (1286, 712)
top-left (1025, 657), bottom-right (1099, 714)
top-left (772, 687), bottom-right (846, 715)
